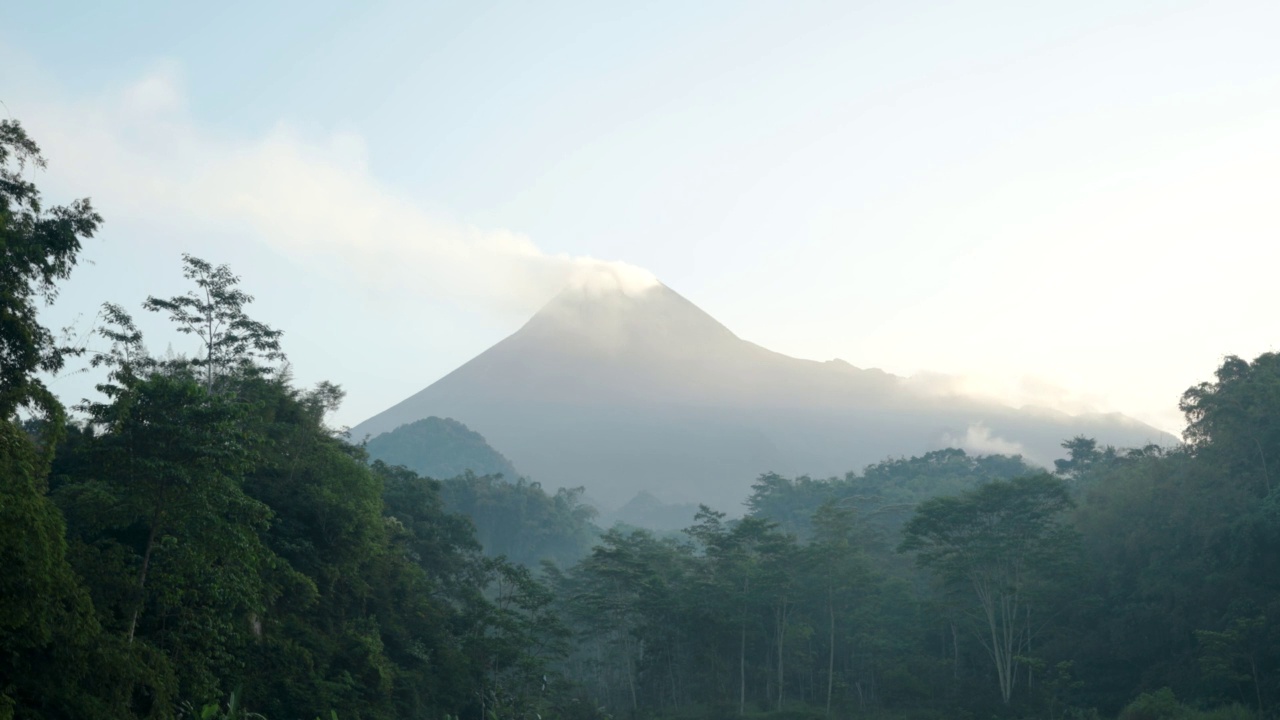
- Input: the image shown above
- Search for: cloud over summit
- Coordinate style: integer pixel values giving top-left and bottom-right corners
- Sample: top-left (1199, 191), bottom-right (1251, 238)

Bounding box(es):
top-left (16, 62), bottom-right (647, 317)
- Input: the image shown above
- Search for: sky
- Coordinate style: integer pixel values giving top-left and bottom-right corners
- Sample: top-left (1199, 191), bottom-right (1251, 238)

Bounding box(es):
top-left (4, 0), bottom-right (1279, 434)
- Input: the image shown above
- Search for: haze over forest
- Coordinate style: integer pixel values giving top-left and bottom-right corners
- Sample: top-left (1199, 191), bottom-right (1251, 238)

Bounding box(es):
top-left (5, 3), bottom-right (1280, 720)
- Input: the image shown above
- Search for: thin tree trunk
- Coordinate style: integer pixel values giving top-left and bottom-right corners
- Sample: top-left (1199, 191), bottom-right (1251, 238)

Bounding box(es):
top-left (740, 575), bottom-right (749, 717)
top-left (1252, 436), bottom-right (1271, 493)
top-left (127, 517), bottom-right (161, 643)
top-left (624, 632), bottom-right (638, 711)
top-left (975, 577), bottom-right (1015, 704)
top-left (1027, 604), bottom-right (1033, 690)
top-left (739, 618), bottom-right (747, 716)
top-left (951, 622), bottom-right (959, 680)
top-left (826, 592), bottom-right (835, 716)
top-left (777, 599), bottom-right (788, 711)
top-left (669, 640), bottom-right (679, 708)
top-left (1251, 655), bottom-right (1263, 718)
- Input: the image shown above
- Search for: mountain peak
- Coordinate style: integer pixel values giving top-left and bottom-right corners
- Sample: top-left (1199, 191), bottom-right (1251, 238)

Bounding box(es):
top-left (522, 274), bottom-right (739, 353)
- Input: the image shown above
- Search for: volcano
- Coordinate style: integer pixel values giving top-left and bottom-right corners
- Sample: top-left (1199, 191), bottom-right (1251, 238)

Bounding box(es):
top-left (352, 279), bottom-right (1173, 510)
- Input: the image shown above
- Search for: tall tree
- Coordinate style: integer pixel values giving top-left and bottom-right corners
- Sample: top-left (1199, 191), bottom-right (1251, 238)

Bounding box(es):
top-left (142, 254), bottom-right (283, 393)
top-left (56, 307), bottom-right (280, 706)
top-left (900, 474), bottom-right (1077, 705)
top-left (805, 502), bottom-right (873, 716)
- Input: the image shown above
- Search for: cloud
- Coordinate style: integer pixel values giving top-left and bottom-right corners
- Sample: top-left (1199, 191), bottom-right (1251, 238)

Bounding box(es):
top-left (940, 422), bottom-right (1027, 458)
top-left (15, 62), bottom-right (642, 315)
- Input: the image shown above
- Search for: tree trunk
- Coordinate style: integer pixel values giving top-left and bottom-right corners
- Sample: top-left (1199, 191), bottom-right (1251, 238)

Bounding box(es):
top-left (975, 577), bottom-right (1019, 704)
top-left (669, 640), bottom-right (679, 708)
top-left (623, 631), bottom-right (638, 711)
top-left (826, 593), bottom-right (836, 716)
top-left (1251, 655), bottom-right (1264, 718)
top-left (127, 517), bottom-right (161, 643)
top-left (777, 599), bottom-right (788, 711)
top-left (740, 575), bottom-right (749, 717)
top-left (1026, 604), bottom-right (1033, 690)
top-left (739, 618), bottom-right (747, 716)
top-left (1252, 435), bottom-right (1271, 493)
top-left (951, 622), bottom-right (959, 680)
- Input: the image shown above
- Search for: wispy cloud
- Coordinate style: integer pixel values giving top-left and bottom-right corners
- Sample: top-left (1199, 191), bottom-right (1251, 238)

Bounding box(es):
top-left (15, 62), bottom-right (647, 316)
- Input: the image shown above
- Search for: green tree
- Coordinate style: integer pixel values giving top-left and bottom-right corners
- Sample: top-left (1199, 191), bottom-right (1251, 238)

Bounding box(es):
top-left (805, 502), bottom-right (873, 716)
top-left (0, 118), bottom-right (141, 719)
top-left (0, 118), bottom-right (101, 420)
top-left (1053, 436), bottom-right (1116, 479)
top-left (686, 508), bottom-right (794, 715)
top-left (900, 473), bottom-right (1077, 705)
top-left (1196, 612), bottom-right (1268, 716)
top-left (56, 315), bottom-right (279, 705)
top-left (1182, 353), bottom-right (1280, 495)
top-left (142, 254), bottom-right (283, 393)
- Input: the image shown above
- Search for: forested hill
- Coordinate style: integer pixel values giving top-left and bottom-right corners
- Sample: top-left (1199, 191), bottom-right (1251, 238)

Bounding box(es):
top-left (362, 416), bottom-right (520, 480)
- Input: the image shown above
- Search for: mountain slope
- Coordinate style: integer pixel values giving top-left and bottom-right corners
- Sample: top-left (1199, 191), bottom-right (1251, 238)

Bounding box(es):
top-left (353, 281), bottom-right (1174, 509)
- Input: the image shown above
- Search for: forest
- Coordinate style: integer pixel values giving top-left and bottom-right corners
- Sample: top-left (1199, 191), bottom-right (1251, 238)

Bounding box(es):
top-left (3, 117), bottom-right (1279, 720)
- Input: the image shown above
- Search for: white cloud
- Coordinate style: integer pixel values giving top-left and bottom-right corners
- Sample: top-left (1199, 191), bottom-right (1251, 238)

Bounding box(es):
top-left (16, 62), bottom-right (640, 316)
top-left (940, 422), bottom-right (1028, 459)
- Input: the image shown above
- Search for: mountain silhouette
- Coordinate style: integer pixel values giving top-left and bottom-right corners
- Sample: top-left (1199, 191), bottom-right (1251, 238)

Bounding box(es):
top-left (352, 279), bottom-right (1174, 510)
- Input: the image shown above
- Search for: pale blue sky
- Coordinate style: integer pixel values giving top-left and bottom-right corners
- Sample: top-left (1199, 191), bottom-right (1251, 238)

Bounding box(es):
top-left (4, 0), bottom-right (1280, 433)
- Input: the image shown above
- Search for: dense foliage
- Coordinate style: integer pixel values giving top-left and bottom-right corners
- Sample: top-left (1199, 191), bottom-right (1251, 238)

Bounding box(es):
top-left (4, 117), bottom-right (1280, 720)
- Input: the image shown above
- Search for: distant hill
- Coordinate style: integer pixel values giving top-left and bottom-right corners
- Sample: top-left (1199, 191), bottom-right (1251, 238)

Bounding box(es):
top-left (362, 416), bottom-right (519, 480)
top-left (601, 491), bottom-right (702, 533)
top-left (353, 275), bottom-right (1175, 510)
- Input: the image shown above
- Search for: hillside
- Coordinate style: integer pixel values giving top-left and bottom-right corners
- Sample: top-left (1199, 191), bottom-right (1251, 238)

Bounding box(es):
top-left (363, 416), bottom-right (520, 480)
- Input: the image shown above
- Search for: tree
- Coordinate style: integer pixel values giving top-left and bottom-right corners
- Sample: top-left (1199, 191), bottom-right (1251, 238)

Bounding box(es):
top-left (745, 472), bottom-right (839, 539)
top-left (0, 119), bottom-right (136, 718)
top-left (143, 254), bottom-right (283, 393)
top-left (1181, 353), bottom-right (1280, 495)
top-left (52, 262), bottom-right (290, 707)
top-left (805, 502), bottom-right (873, 716)
top-left (1053, 436), bottom-right (1114, 479)
top-left (900, 474), bottom-right (1077, 705)
top-left (0, 119), bottom-right (101, 420)
top-left (1195, 612), bottom-right (1268, 715)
